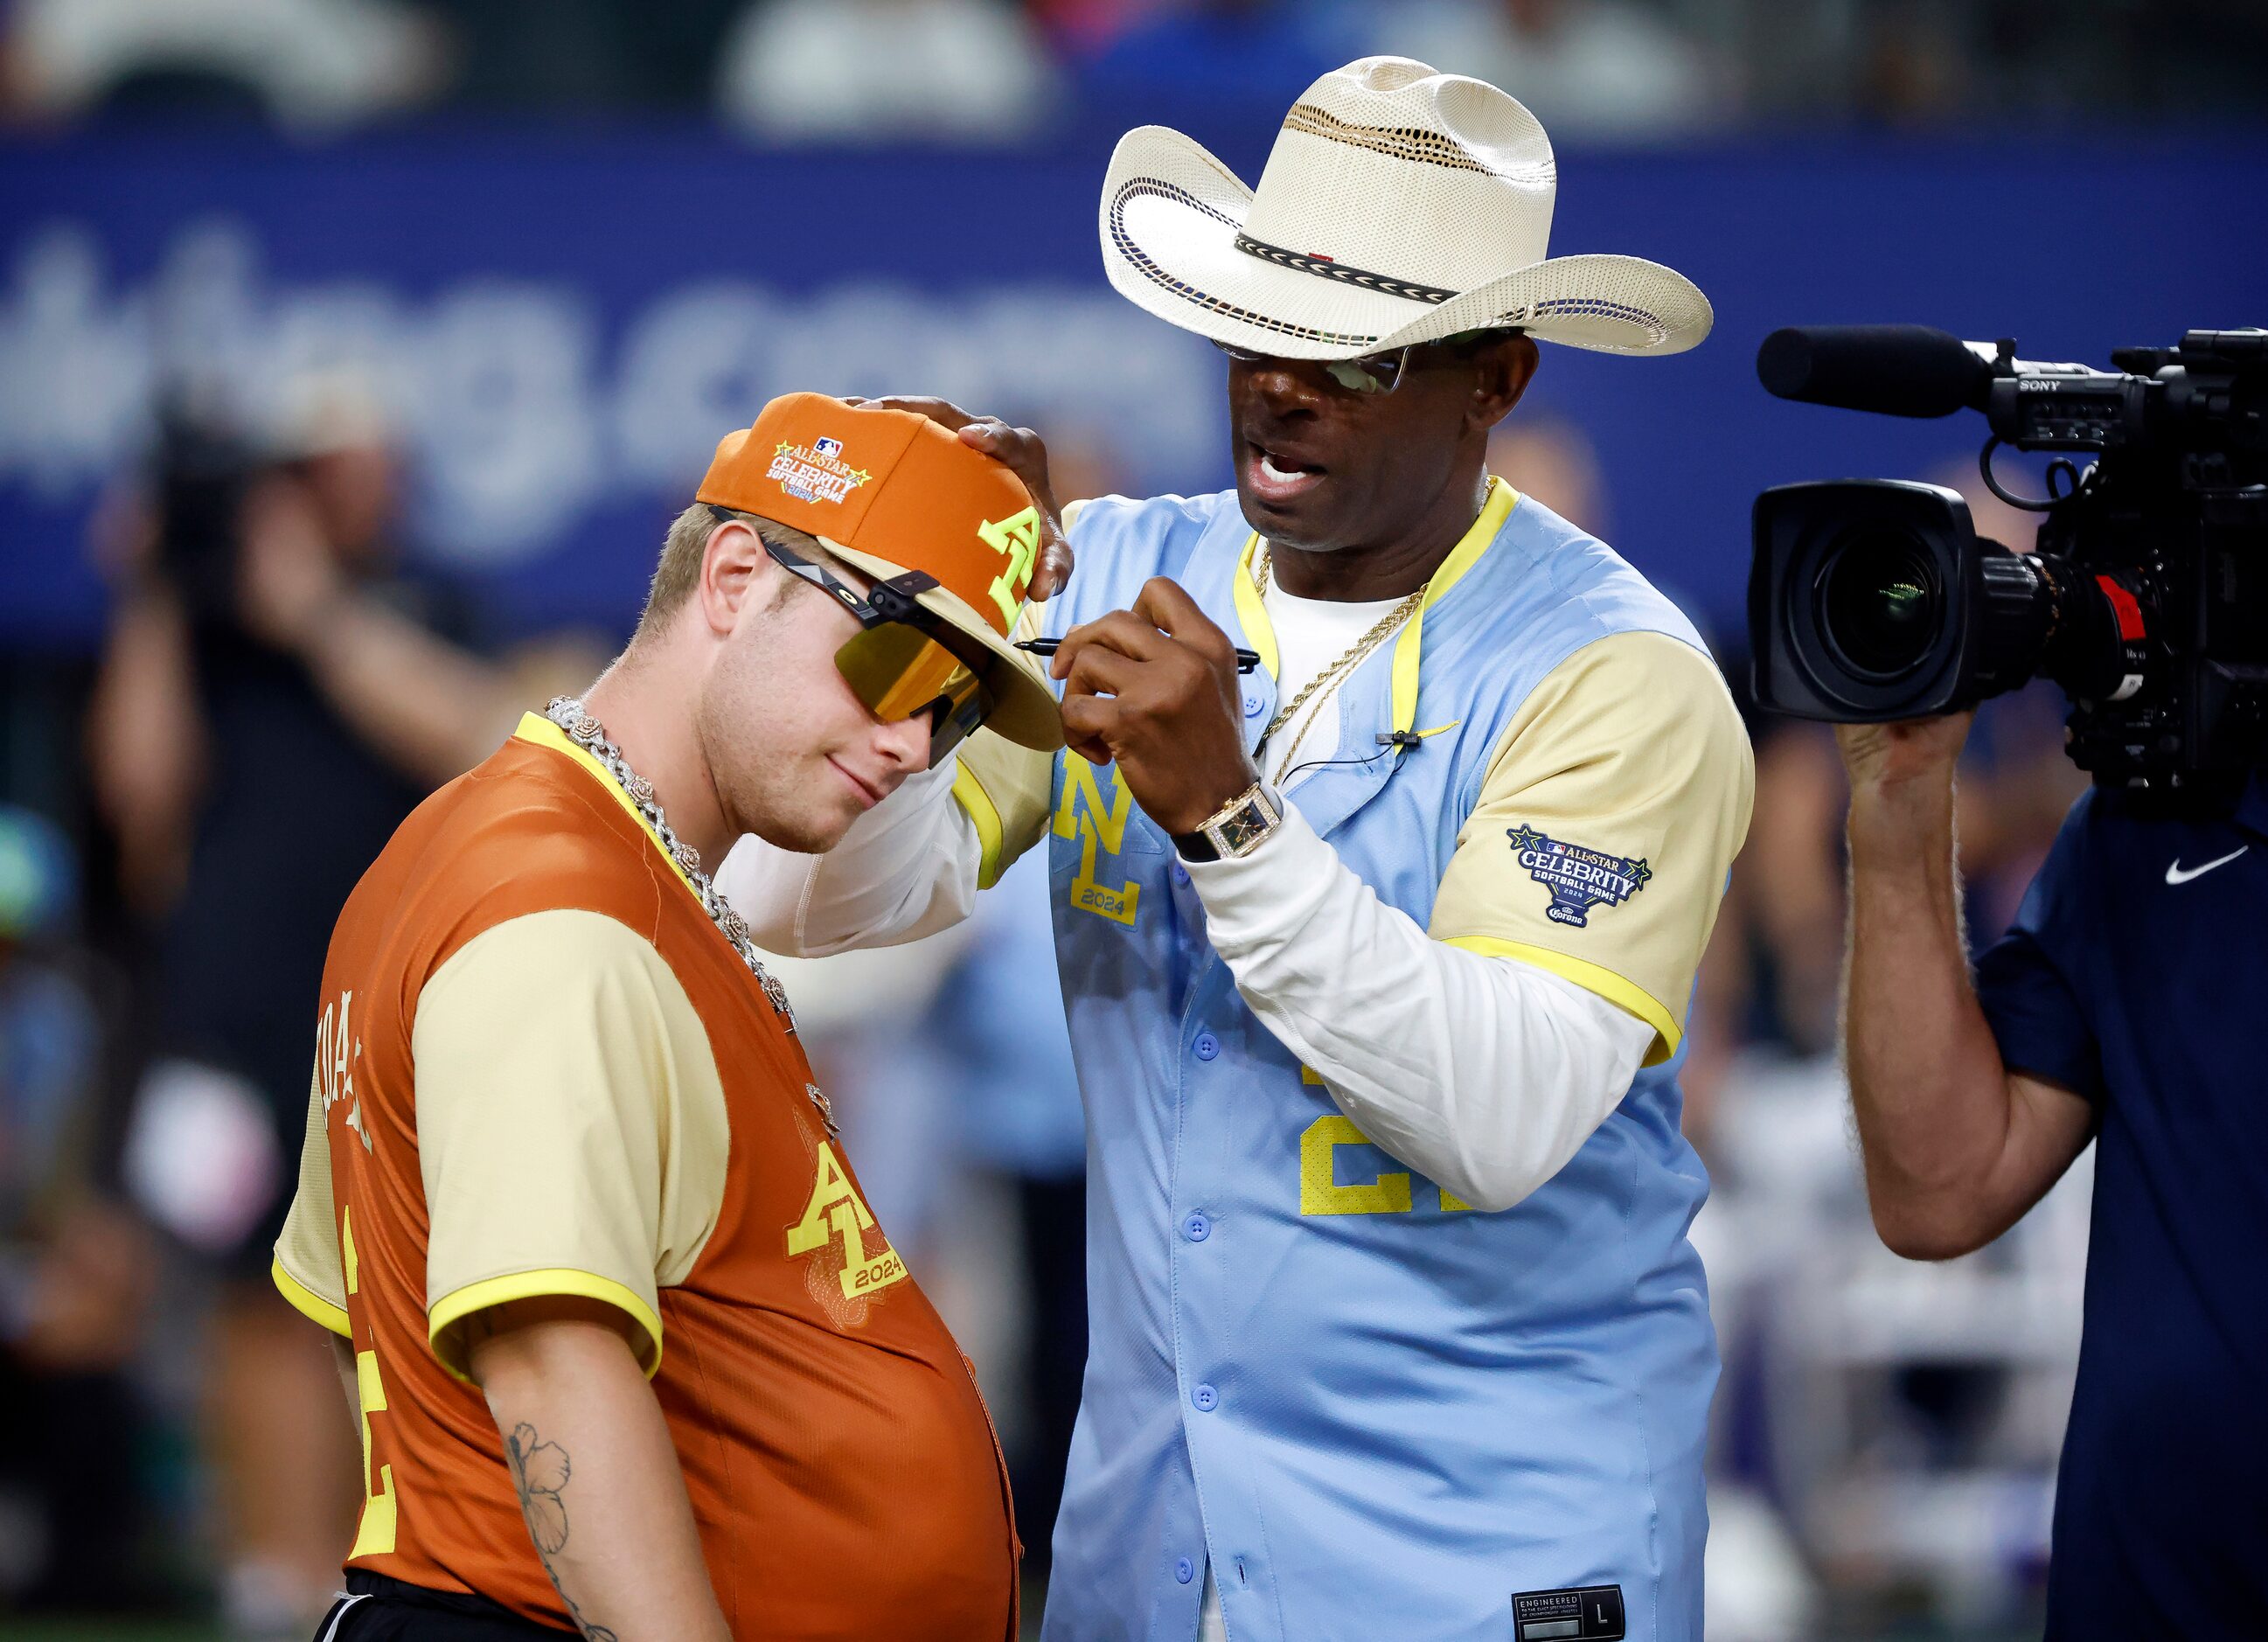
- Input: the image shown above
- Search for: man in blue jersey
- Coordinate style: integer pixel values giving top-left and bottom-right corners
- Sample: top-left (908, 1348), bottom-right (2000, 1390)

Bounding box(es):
top-left (1840, 708), bottom-right (2268, 1639)
top-left (724, 58), bottom-right (1752, 1642)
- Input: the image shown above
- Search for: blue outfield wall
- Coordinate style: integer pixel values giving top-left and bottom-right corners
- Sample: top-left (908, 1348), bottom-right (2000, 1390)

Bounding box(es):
top-left (2, 120), bottom-right (2264, 648)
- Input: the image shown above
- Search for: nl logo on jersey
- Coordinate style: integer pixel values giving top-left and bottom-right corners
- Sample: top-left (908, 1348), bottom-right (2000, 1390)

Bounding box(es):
top-left (768, 436), bottom-right (871, 504)
top-left (1508, 824), bottom-right (1651, 928)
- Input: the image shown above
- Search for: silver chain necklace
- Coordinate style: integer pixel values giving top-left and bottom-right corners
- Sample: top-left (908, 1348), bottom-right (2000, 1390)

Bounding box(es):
top-left (545, 698), bottom-right (838, 1135)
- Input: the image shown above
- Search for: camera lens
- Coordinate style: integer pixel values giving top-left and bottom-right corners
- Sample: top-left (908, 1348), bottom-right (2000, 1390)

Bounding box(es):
top-left (1816, 527), bottom-right (1942, 680)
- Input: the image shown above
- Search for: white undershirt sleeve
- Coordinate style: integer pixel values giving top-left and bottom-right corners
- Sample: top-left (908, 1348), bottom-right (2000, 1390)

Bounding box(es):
top-left (716, 759), bottom-right (984, 957)
top-left (1186, 797), bottom-right (1655, 1214)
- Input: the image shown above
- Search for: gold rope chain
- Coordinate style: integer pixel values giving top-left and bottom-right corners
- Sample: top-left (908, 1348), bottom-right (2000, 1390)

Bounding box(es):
top-left (1253, 546), bottom-right (1427, 777)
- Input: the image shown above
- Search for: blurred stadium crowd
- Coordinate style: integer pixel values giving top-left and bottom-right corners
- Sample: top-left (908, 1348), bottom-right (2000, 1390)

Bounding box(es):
top-left (0, 0), bottom-right (2265, 136)
top-left (0, 3), bottom-right (2258, 1640)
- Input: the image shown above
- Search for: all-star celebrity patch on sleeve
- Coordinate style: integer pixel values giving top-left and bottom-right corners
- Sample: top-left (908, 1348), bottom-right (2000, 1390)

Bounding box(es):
top-left (1429, 630), bottom-right (1754, 1065)
top-left (411, 908), bottom-right (729, 1381)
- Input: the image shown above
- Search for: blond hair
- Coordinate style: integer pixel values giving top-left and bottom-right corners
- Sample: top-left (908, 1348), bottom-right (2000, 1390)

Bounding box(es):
top-left (632, 503), bottom-right (825, 644)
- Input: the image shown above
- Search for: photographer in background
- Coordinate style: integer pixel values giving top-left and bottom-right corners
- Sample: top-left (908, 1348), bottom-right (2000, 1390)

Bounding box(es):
top-left (86, 373), bottom-right (601, 1641)
top-left (1839, 708), bottom-right (2266, 1639)
top-left (1750, 324), bottom-right (2266, 1638)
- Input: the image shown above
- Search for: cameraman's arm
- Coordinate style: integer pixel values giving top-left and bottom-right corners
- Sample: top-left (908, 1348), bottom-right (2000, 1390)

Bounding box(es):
top-left (297, 595), bottom-right (593, 787)
top-left (1840, 715), bottom-right (2095, 1261)
top-left (87, 581), bottom-right (207, 910)
top-left (238, 476), bottom-right (598, 787)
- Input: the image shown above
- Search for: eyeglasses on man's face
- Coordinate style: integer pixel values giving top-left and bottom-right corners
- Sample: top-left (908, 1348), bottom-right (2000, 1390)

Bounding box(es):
top-left (709, 504), bottom-right (995, 762)
top-left (1212, 330), bottom-right (1507, 395)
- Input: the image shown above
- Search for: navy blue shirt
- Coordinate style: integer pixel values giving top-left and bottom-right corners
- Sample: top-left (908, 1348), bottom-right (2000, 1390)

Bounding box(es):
top-left (1975, 776), bottom-right (2268, 1639)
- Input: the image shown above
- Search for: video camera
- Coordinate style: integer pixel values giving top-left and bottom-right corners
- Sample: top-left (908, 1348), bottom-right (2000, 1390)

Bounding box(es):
top-left (153, 391), bottom-right (262, 630)
top-left (1747, 324), bottom-right (2268, 798)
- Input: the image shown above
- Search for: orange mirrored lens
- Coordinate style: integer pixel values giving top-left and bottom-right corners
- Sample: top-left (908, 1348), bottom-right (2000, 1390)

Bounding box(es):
top-left (835, 623), bottom-right (976, 724)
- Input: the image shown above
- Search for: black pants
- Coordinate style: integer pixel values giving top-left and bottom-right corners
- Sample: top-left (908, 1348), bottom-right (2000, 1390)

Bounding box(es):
top-left (1010, 1172), bottom-right (1088, 1577)
top-left (317, 1571), bottom-right (573, 1639)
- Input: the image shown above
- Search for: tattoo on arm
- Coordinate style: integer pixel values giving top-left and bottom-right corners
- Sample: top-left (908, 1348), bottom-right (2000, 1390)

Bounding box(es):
top-left (503, 1423), bottom-right (622, 1642)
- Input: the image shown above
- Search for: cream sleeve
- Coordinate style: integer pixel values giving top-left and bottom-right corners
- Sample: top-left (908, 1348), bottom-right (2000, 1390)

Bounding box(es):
top-left (412, 908), bottom-right (728, 1381)
top-left (1428, 630), bottom-right (1754, 1064)
top-left (952, 730), bottom-right (1056, 891)
top-left (272, 1075), bottom-right (351, 1337)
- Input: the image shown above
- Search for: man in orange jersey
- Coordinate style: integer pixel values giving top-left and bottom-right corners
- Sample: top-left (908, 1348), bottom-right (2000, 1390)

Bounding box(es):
top-left (268, 393), bottom-right (1067, 1640)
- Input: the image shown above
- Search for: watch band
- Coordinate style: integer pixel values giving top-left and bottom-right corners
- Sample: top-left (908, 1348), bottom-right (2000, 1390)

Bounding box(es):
top-left (1172, 783), bottom-right (1284, 863)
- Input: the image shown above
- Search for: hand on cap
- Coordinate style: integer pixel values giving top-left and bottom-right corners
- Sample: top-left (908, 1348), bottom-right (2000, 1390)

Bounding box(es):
top-left (847, 396), bottom-right (1073, 600)
top-left (1051, 578), bottom-right (1259, 836)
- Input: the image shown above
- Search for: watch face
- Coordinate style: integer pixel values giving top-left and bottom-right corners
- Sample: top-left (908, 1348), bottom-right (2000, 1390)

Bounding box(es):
top-left (1214, 799), bottom-right (1273, 857)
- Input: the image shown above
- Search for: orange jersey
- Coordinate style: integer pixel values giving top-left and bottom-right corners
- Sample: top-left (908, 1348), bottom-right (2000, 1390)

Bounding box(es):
top-left (273, 715), bottom-right (1017, 1639)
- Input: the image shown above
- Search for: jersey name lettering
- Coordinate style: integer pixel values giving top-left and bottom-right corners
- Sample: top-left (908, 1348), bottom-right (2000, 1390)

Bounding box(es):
top-left (316, 991), bottom-right (370, 1152)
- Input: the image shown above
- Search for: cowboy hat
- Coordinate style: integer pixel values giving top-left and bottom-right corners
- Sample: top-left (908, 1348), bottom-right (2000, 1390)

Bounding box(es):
top-left (1099, 55), bottom-right (1712, 361)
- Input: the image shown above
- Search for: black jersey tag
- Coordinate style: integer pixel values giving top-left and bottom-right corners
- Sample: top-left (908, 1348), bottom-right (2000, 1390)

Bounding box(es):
top-left (1512, 1584), bottom-right (1625, 1641)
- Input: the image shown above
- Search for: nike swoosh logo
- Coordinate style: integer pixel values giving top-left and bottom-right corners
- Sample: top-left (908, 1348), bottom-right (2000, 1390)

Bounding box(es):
top-left (2166, 845), bottom-right (2249, 886)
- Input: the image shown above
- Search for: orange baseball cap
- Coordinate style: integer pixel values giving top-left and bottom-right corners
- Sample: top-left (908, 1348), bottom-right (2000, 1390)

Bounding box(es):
top-left (698, 393), bottom-right (1061, 750)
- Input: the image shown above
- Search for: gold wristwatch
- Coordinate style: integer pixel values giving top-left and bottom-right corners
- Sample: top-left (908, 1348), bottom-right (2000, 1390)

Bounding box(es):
top-left (1172, 783), bottom-right (1284, 863)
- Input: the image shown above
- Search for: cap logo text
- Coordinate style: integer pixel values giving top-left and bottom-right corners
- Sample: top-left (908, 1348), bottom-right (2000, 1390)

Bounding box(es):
top-left (1507, 824), bottom-right (1651, 928)
top-left (768, 438), bottom-right (871, 505)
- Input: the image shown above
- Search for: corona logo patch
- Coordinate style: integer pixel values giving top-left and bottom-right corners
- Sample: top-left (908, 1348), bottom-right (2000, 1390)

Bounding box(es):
top-left (1054, 762), bottom-right (1142, 928)
top-left (1507, 824), bottom-right (1651, 929)
top-left (767, 438), bottom-right (871, 505)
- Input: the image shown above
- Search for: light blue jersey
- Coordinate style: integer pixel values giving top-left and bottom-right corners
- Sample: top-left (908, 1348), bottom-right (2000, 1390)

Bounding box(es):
top-left (954, 480), bottom-right (1751, 1642)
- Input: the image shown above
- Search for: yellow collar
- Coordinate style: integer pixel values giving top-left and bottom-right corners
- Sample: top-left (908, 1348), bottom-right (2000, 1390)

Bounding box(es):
top-left (513, 712), bottom-right (699, 896)
top-left (1232, 477), bottom-right (1519, 737)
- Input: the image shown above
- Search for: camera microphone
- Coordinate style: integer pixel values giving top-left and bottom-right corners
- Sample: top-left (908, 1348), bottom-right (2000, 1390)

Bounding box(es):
top-left (1757, 325), bottom-right (1995, 419)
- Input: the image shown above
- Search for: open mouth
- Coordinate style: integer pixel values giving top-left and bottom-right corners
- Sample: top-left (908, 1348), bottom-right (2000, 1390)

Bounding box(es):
top-left (1244, 440), bottom-right (1327, 504)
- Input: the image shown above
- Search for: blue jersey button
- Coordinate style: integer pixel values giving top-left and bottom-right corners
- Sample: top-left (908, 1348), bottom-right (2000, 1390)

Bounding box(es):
top-left (1183, 1213), bottom-right (1210, 1242)
top-left (1174, 1556), bottom-right (1195, 1585)
top-left (1192, 1381), bottom-right (1219, 1412)
top-left (1194, 1033), bottom-right (1220, 1061)
top-left (1172, 862), bottom-right (1190, 886)
top-left (1243, 693), bottom-right (1264, 718)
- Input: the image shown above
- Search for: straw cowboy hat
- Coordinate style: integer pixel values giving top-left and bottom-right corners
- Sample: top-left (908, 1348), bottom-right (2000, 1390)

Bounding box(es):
top-left (1098, 55), bottom-right (1712, 361)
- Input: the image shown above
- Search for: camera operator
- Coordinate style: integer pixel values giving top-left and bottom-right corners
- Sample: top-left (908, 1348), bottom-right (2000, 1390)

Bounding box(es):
top-left (87, 373), bottom-right (601, 1641)
top-left (1839, 703), bottom-right (2267, 1639)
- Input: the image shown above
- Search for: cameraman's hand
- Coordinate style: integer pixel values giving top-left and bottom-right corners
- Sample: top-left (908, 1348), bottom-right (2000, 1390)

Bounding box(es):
top-left (1836, 713), bottom-right (1973, 860)
top-left (237, 474), bottom-right (344, 653)
top-left (1835, 713), bottom-right (1974, 792)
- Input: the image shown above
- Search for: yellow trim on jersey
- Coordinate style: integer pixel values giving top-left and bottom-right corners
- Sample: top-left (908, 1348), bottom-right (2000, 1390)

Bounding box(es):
top-left (1391, 477), bottom-right (1518, 736)
top-left (428, 1268), bottom-right (665, 1384)
top-left (512, 713), bottom-right (698, 897)
top-left (1443, 933), bottom-right (1680, 1068)
top-left (952, 761), bottom-right (1009, 891)
top-left (272, 1256), bottom-right (351, 1338)
top-left (1230, 539), bottom-right (1282, 680)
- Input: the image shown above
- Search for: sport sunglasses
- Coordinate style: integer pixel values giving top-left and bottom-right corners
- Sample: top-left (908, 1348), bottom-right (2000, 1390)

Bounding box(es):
top-left (1212, 330), bottom-right (1508, 394)
top-left (713, 504), bottom-right (996, 762)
